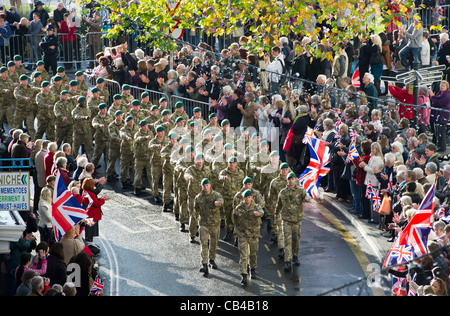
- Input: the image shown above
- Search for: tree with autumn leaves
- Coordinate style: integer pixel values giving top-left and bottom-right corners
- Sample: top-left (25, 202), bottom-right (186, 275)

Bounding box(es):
top-left (78, 0), bottom-right (428, 60)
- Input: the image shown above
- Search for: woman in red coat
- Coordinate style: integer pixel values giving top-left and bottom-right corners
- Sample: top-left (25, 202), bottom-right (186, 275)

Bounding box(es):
top-left (81, 178), bottom-right (110, 242)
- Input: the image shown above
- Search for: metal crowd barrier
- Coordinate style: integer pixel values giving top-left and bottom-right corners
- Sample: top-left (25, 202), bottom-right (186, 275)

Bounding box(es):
top-left (413, 4), bottom-right (450, 31)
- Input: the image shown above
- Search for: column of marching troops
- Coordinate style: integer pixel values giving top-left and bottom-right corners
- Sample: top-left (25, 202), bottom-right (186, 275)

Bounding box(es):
top-left (0, 56), bottom-right (309, 286)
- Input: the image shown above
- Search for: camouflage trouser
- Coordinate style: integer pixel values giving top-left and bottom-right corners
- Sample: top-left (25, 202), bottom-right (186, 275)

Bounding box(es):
top-left (133, 158), bottom-right (152, 189)
top-left (0, 105), bottom-right (15, 130)
top-left (73, 132), bottom-right (94, 160)
top-left (15, 109), bottom-right (36, 140)
top-left (36, 115), bottom-right (55, 141)
top-left (283, 220), bottom-right (302, 262)
top-left (223, 196), bottom-right (234, 233)
top-left (188, 196), bottom-right (199, 238)
top-left (151, 163), bottom-right (162, 197)
top-left (277, 216), bottom-right (284, 251)
top-left (172, 173), bottom-right (180, 215)
top-left (199, 224), bottom-right (220, 264)
top-left (266, 206), bottom-right (278, 235)
top-left (177, 185), bottom-right (188, 225)
top-left (238, 235), bottom-right (259, 275)
top-left (55, 125), bottom-right (73, 148)
top-left (162, 169), bottom-right (173, 205)
top-left (92, 140), bottom-right (110, 168)
top-left (106, 144), bottom-right (120, 176)
top-left (119, 151), bottom-right (134, 183)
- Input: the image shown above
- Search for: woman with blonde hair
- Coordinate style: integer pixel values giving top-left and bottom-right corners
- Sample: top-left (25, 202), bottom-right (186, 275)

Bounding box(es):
top-left (38, 188), bottom-right (53, 244)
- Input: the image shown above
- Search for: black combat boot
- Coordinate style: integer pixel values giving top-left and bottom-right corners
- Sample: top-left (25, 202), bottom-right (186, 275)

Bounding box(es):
top-left (199, 264), bottom-right (208, 277)
top-left (209, 260), bottom-right (217, 269)
top-left (292, 256), bottom-right (300, 266)
top-left (240, 274), bottom-right (248, 286)
top-left (284, 261), bottom-right (291, 272)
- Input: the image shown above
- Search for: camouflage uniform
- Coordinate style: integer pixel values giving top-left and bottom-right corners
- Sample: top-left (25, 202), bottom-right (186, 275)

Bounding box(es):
top-left (233, 186), bottom-right (265, 211)
top-left (185, 161), bottom-right (212, 239)
top-left (91, 109), bottom-right (113, 168)
top-left (119, 120), bottom-right (138, 184)
top-left (275, 180), bottom-right (307, 267)
top-left (149, 133), bottom-right (169, 199)
top-left (161, 138), bottom-right (182, 208)
top-left (133, 124), bottom-right (154, 190)
top-left (71, 101), bottom-right (93, 159)
top-left (106, 117), bottom-right (124, 177)
top-left (194, 187), bottom-right (224, 266)
top-left (14, 82), bottom-right (39, 140)
top-left (0, 73), bottom-right (16, 130)
top-left (35, 87), bottom-right (56, 141)
top-left (53, 94), bottom-right (74, 147)
top-left (267, 170), bottom-right (288, 250)
top-left (174, 149), bottom-right (194, 229)
top-left (233, 198), bottom-right (264, 276)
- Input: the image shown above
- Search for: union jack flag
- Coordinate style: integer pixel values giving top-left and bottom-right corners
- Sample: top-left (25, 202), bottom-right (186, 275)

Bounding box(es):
top-left (372, 188), bottom-right (381, 212)
top-left (302, 126), bottom-right (315, 146)
top-left (383, 244), bottom-right (415, 268)
top-left (85, 217), bottom-right (95, 227)
top-left (298, 136), bottom-right (331, 198)
top-left (90, 276), bottom-right (104, 296)
top-left (349, 128), bottom-right (357, 143)
top-left (392, 275), bottom-right (407, 296)
top-left (437, 204), bottom-right (446, 219)
top-left (397, 177), bottom-right (437, 256)
top-left (346, 142), bottom-right (359, 163)
top-left (236, 71), bottom-right (246, 89)
top-left (52, 171), bottom-right (88, 241)
top-left (353, 118), bottom-right (364, 126)
top-left (365, 180), bottom-right (373, 199)
top-left (387, 172), bottom-right (394, 192)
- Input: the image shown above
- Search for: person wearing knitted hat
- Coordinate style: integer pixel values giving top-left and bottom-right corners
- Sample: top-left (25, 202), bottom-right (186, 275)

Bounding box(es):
top-left (14, 74), bottom-right (39, 140)
top-left (119, 115), bottom-right (138, 189)
top-left (72, 96), bottom-right (93, 160)
top-left (275, 172), bottom-right (308, 272)
top-left (232, 188), bottom-right (264, 286)
top-left (194, 178), bottom-right (224, 276)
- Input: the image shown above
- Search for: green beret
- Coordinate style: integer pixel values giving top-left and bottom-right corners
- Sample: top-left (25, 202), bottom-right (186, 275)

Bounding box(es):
top-left (224, 143), bottom-right (233, 150)
top-left (180, 138), bottom-right (190, 144)
top-left (213, 134), bottom-right (223, 141)
top-left (174, 101), bottom-right (183, 108)
top-left (168, 132), bottom-right (178, 139)
top-left (32, 72), bottom-right (41, 78)
top-left (221, 119), bottom-right (230, 126)
top-left (156, 125), bottom-right (165, 132)
top-left (98, 103), bottom-right (108, 109)
top-left (208, 113), bottom-right (216, 119)
top-left (251, 132), bottom-right (260, 138)
top-left (161, 109), bottom-right (170, 116)
top-left (53, 75), bottom-right (62, 82)
top-left (175, 116), bottom-right (185, 123)
top-left (287, 172), bottom-right (296, 179)
top-left (138, 120), bottom-right (148, 127)
top-left (19, 75), bottom-right (28, 81)
top-left (243, 176), bottom-right (252, 184)
top-left (203, 128), bottom-right (212, 135)
top-left (228, 156), bottom-right (237, 163)
top-left (125, 116), bottom-right (133, 122)
top-left (57, 66), bottom-right (65, 73)
top-left (96, 77), bottom-right (104, 84)
top-left (36, 60), bottom-right (44, 66)
top-left (189, 121), bottom-right (199, 127)
top-left (69, 80), bottom-right (78, 86)
top-left (280, 162), bottom-right (289, 169)
top-left (131, 100), bottom-right (140, 106)
top-left (114, 110), bottom-right (123, 116)
top-left (159, 97), bottom-right (167, 103)
top-left (195, 153), bottom-right (204, 160)
top-left (122, 84), bottom-right (130, 90)
top-left (141, 92), bottom-right (149, 98)
top-left (201, 178), bottom-right (210, 185)
top-left (185, 145), bottom-right (195, 153)
top-left (13, 55), bottom-right (22, 61)
top-left (150, 105), bottom-right (158, 111)
top-left (270, 150), bottom-right (279, 157)
top-left (60, 90), bottom-right (69, 95)
top-left (241, 126), bottom-right (248, 132)
top-left (193, 107), bottom-right (201, 113)
top-left (7, 61), bottom-right (15, 67)
top-left (242, 189), bottom-right (253, 197)
top-left (75, 71), bottom-right (83, 76)
top-left (41, 81), bottom-right (50, 87)
top-left (0, 67), bottom-right (7, 73)
top-left (77, 96), bottom-right (86, 102)
top-left (91, 87), bottom-right (99, 93)
top-left (260, 140), bottom-right (268, 147)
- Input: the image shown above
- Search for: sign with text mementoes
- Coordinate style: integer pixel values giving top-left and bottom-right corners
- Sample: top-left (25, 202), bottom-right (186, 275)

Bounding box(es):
top-left (0, 172), bottom-right (30, 211)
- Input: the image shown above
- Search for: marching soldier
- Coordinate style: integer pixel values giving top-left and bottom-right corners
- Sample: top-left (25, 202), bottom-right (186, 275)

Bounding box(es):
top-left (154, 109), bottom-right (175, 134)
top-left (74, 71), bottom-right (89, 96)
top-left (88, 87), bottom-right (103, 119)
top-left (14, 75), bottom-right (39, 140)
top-left (186, 107), bottom-right (207, 129)
top-left (32, 60), bottom-right (49, 82)
top-left (157, 97), bottom-right (170, 116)
top-left (233, 189), bottom-right (264, 286)
top-left (52, 66), bottom-right (70, 88)
top-left (145, 105), bottom-right (160, 134)
top-left (106, 110), bottom-right (124, 182)
top-left (204, 112), bottom-right (221, 136)
top-left (195, 128), bottom-right (214, 157)
top-left (49, 75), bottom-right (63, 99)
top-left (12, 55), bottom-right (26, 77)
top-left (120, 84), bottom-right (133, 107)
top-left (233, 176), bottom-right (265, 211)
top-left (133, 119), bottom-right (154, 196)
top-left (219, 156), bottom-right (245, 241)
top-left (170, 101), bottom-right (189, 122)
top-left (0, 67), bottom-right (16, 130)
top-left (184, 153), bottom-right (211, 243)
top-left (220, 119), bottom-right (236, 146)
top-left (35, 81), bottom-right (56, 141)
top-left (139, 92), bottom-right (153, 115)
top-left (170, 138), bottom-right (190, 220)
top-left (194, 178), bottom-right (224, 276)
top-left (161, 132), bottom-right (180, 212)
top-left (96, 77), bottom-right (109, 103)
top-left (67, 80), bottom-right (81, 111)
top-left (205, 134), bottom-right (224, 168)
top-left (71, 96), bottom-right (93, 159)
top-left (149, 125), bottom-right (168, 203)
top-left (127, 100), bottom-right (146, 124)
top-left (54, 90), bottom-right (73, 148)
top-left (108, 94), bottom-right (125, 117)
top-left (247, 140), bottom-right (271, 191)
top-left (119, 115), bottom-right (138, 189)
top-left (275, 172), bottom-right (308, 271)
top-left (175, 145), bottom-right (195, 232)
top-left (7, 61), bottom-right (19, 85)
top-left (169, 116), bottom-right (188, 141)
top-left (91, 103), bottom-right (113, 169)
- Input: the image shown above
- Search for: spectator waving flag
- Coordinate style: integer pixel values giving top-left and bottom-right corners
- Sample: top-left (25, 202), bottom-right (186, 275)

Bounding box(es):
top-left (298, 135), bottom-right (331, 198)
top-left (371, 188), bottom-right (381, 212)
top-left (396, 177), bottom-right (437, 256)
top-left (52, 171), bottom-right (88, 241)
top-left (90, 276), bottom-right (104, 296)
top-left (365, 179), bottom-right (373, 199)
top-left (346, 141), bottom-right (359, 163)
top-left (383, 244), bottom-right (415, 268)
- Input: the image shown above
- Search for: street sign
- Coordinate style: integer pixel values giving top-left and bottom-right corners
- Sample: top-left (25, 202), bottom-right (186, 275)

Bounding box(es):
top-left (0, 172), bottom-right (30, 211)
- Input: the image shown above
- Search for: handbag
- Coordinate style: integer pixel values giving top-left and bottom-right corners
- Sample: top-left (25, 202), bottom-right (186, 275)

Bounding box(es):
top-left (283, 125), bottom-right (294, 151)
top-left (369, 46), bottom-right (382, 65)
top-left (378, 193), bottom-right (392, 215)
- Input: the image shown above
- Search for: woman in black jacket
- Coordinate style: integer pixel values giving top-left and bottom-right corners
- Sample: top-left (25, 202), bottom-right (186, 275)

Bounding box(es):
top-left (44, 242), bottom-right (67, 287)
top-left (226, 89), bottom-right (244, 128)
